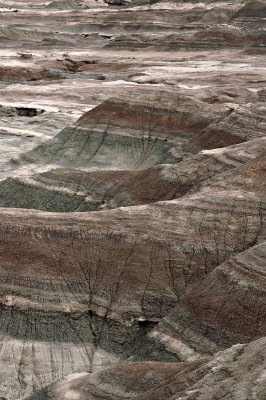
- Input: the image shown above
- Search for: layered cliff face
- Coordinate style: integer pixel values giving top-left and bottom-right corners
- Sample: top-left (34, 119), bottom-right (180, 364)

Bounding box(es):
top-left (0, 0), bottom-right (265, 399)
top-left (25, 336), bottom-right (266, 400)
top-left (144, 241), bottom-right (266, 361)
top-left (1, 135), bottom-right (265, 212)
top-left (0, 151), bottom-right (265, 397)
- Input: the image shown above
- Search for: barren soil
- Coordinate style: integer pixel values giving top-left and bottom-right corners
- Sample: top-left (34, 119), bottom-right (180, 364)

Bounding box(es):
top-left (0, 0), bottom-right (265, 399)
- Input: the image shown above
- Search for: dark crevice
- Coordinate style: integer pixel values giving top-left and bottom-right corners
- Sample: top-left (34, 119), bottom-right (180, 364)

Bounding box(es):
top-left (15, 107), bottom-right (44, 117)
top-left (138, 319), bottom-right (158, 333)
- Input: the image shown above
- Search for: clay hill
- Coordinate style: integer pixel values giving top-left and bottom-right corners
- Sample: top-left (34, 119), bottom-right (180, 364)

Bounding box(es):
top-left (0, 0), bottom-right (265, 399)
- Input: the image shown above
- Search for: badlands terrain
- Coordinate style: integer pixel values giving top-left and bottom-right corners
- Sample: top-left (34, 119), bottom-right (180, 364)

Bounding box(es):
top-left (0, 0), bottom-right (265, 399)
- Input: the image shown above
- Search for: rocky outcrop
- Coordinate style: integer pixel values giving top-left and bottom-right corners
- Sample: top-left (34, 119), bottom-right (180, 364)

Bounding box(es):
top-left (0, 66), bottom-right (64, 82)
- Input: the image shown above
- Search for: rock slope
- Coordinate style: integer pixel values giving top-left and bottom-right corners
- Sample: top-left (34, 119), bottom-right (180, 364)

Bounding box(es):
top-left (26, 336), bottom-right (266, 400)
top-left (0, 0), bottom-right (265, 399)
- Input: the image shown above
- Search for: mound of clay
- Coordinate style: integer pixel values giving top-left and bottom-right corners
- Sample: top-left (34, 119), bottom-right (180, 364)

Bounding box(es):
top-left (0, 139), bottom-right (265, 212)
top-left (233, 0), bottom-right (266, 18)
top-left (0, 0), bottom-right (265, 399)
top-left (26, 337), bottom-right (266, 400)
top-left (46, 0), bottom-right (85, 9)
top-left (148, 242), bottom-right (266, 360)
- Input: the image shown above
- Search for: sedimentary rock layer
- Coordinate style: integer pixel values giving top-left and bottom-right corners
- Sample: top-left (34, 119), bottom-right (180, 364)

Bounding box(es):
top-left (26, 336), bottom-right (266, 400)
top-left (0, 0), bottom-right (265, 399)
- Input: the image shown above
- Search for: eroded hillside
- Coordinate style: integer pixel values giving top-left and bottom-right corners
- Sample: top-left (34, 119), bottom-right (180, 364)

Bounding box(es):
top-left (0, 0), bottom-right (265, 399)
